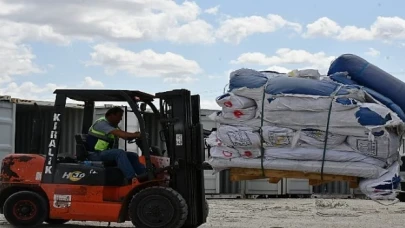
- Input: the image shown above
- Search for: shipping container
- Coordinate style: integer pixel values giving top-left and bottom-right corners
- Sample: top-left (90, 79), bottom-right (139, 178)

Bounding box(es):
top-left (219, 169), bottom-right (243, 195)
top-left (244, 178), bottom-right (282, 196)
top-left (200, 109), bottom-right (221, 195)
top-left (0, 99), bottom-right (86, 160)
top-left (312, 181), bottom-right (353, 198)
top-left (283, 178), bottom-right (312, 196)
top-left (0, 101), bottom-right (15, 163)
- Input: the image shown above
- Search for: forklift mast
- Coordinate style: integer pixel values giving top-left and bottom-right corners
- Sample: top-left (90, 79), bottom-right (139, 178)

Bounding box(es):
top-left (155, 89), bottom-right (206, 227)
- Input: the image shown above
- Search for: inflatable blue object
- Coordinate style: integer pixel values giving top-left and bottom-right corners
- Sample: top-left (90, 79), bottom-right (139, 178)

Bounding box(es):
top-left (228, 69), bottom-right (269, 91)
top-left (265, 76), bottom-right (356, 96)
top-left (328, 54), bottom-right (405, 119)
top-left (329, 72), bottom-right (405, 121)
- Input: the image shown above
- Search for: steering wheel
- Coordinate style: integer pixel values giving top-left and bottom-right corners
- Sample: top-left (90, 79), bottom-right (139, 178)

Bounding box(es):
top-left (127, 133), bottom-right (149, 144)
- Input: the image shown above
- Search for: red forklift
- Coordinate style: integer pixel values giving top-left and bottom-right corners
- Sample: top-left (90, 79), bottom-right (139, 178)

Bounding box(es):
top-left (0, 89), bottom-right (209, 227)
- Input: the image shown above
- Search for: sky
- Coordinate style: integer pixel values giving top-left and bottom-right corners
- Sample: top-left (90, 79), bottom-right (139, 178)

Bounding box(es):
top-left (1, 0), bottom-right (405, 110)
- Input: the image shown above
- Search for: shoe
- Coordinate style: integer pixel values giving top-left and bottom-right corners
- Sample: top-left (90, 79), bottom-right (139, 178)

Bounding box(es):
top-left (134, 173), bottom-right (149, 183)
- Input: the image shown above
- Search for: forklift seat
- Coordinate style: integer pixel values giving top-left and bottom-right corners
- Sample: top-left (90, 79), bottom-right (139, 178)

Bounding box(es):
top-left (74, 134), bottom-right (117, 167)
top-left (75, 134), bottom-right (89, 161)
top-left (70, 134), bottom-right (127, 186)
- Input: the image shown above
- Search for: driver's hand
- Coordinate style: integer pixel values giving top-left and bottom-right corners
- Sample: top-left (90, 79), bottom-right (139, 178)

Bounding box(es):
top-left (136, 132), bottom-right (149, 139)
top-left (133, 131), bottom-right (141, 138)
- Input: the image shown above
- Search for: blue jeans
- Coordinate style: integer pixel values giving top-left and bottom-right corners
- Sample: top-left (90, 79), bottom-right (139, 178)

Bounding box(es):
top-left (88, 149), bottom-right (146, 179)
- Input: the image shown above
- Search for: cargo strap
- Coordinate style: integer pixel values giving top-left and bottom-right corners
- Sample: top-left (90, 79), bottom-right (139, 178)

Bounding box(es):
top-left (259, 84), bottom-right (267, 177)
top-left (258, 84), bottom-right (343, 180)
top-left (319, 86), bottom-right (342, 187)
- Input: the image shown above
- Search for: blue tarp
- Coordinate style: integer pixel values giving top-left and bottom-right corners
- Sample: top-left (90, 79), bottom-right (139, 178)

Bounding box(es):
top-left (229, 69), bottom-right (361, 97)
top-left (328, 54), bottom-right (405, 121)
top-left (224, 66), bottom-right (403, 127)
top-left (228, 69), bottom-right (269, 91)
top-left (265, 76), bottom-right (356, 96)
top-left (329, 72), bottom-right (405, 121)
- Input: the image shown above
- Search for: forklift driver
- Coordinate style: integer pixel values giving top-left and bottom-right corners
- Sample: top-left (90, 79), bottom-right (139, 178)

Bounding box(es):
top-left (86, 106), bottom-right (146, 181)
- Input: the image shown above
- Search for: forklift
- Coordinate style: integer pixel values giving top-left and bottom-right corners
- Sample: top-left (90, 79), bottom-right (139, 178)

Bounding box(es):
top-left (0, 89), bottom-right (209, 227)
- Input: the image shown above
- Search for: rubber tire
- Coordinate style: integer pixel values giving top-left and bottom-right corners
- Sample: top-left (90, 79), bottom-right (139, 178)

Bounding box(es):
top-left (45, 218), bottom-right (70, 225)
top-left (3, 191), bottom-right (48, 227)
top-left (129, 186), bottom-right (188, 228)
top-left (397, 192), bottom-right (405, 202)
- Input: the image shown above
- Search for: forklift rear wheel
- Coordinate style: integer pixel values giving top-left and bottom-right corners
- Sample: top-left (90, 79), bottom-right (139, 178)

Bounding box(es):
top-left (3, 191), bottom-right (48, 227)
top-left (129, 186), bottom-right (188, 228)
top-left (45, 218), bottom-right (70, 225)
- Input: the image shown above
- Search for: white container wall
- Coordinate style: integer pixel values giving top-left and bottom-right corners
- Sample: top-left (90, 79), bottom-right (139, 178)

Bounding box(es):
top-left (283, 178), bottom-right (312, 195)
top-left (124, 112), bottom-right (140, 153)
top-left (0, 101), bottom-right (16, 167)
top-left (312, 181), bottom-right (352, 195)
top-left (203, 160), bottom-right (220, 194)
top-left (200, 109), bottom-right (221, 194)
top-left (244, 179), bottom-right (282, 195)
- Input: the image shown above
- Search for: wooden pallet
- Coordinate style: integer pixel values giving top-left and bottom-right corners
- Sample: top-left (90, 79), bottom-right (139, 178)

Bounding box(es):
top-left (229, 167), bottom-right (359, 188)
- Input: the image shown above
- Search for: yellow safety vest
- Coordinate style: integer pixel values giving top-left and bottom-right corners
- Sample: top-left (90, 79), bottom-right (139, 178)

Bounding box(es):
top-left (88, 117), bottom-right (119, 151)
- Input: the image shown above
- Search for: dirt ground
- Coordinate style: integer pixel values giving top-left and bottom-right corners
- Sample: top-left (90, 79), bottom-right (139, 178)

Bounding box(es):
top-left (1, 198), bottom-right (405, 228)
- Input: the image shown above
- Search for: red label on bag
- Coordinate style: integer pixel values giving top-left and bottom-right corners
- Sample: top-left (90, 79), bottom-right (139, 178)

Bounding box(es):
top-left (222, 151), bottom-right (233, 157)
top-left (244, 151), bottom-right (252, 157)
top-left (224, 101), bottom-right (233, 107)
top-left (233, 110), bottom-right (243, 118)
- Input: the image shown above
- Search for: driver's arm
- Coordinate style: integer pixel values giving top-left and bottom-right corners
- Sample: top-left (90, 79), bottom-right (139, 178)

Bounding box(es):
top-left (109, 129), bottom-right (141, 140)
top-left (93, 120), bottom-right (141, 140)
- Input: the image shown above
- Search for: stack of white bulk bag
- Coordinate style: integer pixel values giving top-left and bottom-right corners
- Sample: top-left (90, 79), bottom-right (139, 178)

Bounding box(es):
top-left (206, 66), bottom-right (405, 201)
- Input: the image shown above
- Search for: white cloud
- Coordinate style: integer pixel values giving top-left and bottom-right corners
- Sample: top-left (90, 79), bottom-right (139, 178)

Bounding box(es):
top-left (216, 14), bottom-right (302, 44)
top-left (0, 19), bottom-right (68, 84)
top-left (0, 81), bottom-right (66, 101)
top-left (0, 19), bottom-right (69, 45)
top-left (0, 39), bottom-right (42, 84)
top-left (304, 16), bottom-right (405, 41)
top-left (79, 77), bottom-right (105, 88)
top-left (0, 0), bottom-right (215, 44)
top-left (205, 6), bottom-right (220, 15)
top-left (365, 48), bottom-right (380, 57)
top-left (265, 66), bottom-right (291, 73)
top-left (163, 76), bottom-right (198, 84)
top-left (166, 20), bottom-right (215, 44)
top-left (0, 1), bottom-right (24, 15)
top-left (87, 43), bottom-right (202, 82)
top-left (303, 17), bottom-right (341, 38)
top-left (231, 48), bottom-right (335, 74)
top-left (372, 16), bottom-right (405, 40)
top-left (0, 76), bottom-right (107, 101)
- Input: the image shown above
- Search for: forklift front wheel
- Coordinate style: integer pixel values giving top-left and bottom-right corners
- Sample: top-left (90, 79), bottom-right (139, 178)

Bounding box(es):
top-left (3, 191), bottom-right (48, 227)
top-left (129, 186), bottom-right (188, 228)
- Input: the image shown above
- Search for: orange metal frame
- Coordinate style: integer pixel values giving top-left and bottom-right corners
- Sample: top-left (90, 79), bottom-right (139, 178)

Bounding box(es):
top-left (0, 154), bottom-right (170, 223)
